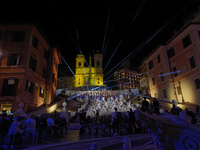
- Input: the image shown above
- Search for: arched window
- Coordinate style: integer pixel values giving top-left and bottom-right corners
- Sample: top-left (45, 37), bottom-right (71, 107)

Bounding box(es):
top-left (78, 62), bottom-right (81, 67)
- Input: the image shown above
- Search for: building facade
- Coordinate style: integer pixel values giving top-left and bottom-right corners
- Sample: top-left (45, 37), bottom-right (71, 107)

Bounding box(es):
top-left (74, 52), bottom-right (104, 88)
top-left (114, 62), bottom-right (141, 90)
top-left (57, 76), bottom-right (74, 90)
top-left (143, 11), bottom-right (200, 105)
top-left (0, 24), bottom-right (61, 113)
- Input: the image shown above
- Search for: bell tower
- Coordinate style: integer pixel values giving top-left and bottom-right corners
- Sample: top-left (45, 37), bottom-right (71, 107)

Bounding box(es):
top-left (93, 50), bottom-right (103, 86)
top-left (75, 53), bottom-right (86, 87)
top-left (94, 50), bottom-right (102, 68)
top-left (75, 53), bottom-right (85, 68)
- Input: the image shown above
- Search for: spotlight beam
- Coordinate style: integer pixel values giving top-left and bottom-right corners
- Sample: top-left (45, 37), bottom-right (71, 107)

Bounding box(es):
top-left (158, 70), bottom-right (180, 77)
top-left (103, 40), bottom-right (122, 72)
top-left (60, 54), bottom-right (75, 76)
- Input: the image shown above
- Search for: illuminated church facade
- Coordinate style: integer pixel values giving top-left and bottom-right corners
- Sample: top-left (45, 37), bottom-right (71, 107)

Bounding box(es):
top-left (74, 52), bottom-right (104, 88)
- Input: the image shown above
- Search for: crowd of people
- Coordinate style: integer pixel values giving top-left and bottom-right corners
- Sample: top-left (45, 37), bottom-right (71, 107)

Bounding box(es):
top-left (0, 93), bottom-right (199, 149)
top-left (79, 107), bottom-right (140, 136)
top-left (139, 97), bottom-right (199, 125)
top-left (0, 111), bottom-right (68, 149)
top-left (79, 95), bottom-right (199, 137)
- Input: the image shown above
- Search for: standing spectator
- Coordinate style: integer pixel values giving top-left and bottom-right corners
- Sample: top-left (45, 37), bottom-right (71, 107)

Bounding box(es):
top-left (0, 113), bottom-right (10, 145)
top-left (112, 107), bottom-right (119, 135)
top-left (96, 110), bottom-right (99, 118)
top-left (171, 104), bottom-right (180, 115)
top-left (141, 97), bottom-right (149, 113)
top-left (26, 114), bottom-right (36, 135)
top-left (79, 109), bottom-right (86, 125)
top-left (152, 98), bottom-right (160, 115)
top-left (186, 108), bottom-right (197, 124)
top-left (47, 115), bottom-right (58, 134)
top-left (196, 105), bottom-right (199, 115)
top-left (128, 108), bottom-right (135, 134)
top-left (7, 116), bottom-right (24, 149)
top-left (36, 114), bottom-right (47, 141)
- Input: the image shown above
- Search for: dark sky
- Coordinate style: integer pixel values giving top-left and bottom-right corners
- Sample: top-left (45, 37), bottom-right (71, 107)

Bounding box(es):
top-left (1, 0), bottom-right (200, 82)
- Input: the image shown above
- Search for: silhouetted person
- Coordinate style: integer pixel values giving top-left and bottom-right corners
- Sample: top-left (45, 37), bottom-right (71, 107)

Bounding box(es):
top-left (112, 107), bottom-right (119, 135)
top-left (128, 108), bottom-right (135, 134)
top-left (152, 98), bottom-right (160, 114)
top-left (141, 97), bottom-right (149, 113)
top-left (79, 109), bottom-right (86, 125)
top-left (196, 105), bottom-right (199, 115)
top-left (96, 110), bottom-right (99, 118)
top-left (186, 108), bottom-right (197, 124)
top-left (0, 113), bottom-right (10, 144)
top-left (171, 104), bottom-right (179, 115)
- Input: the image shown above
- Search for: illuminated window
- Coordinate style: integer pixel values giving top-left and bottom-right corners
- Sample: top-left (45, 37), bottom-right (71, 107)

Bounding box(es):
top-left (25, 80), bottom-right (34, 93)
top-left (189, 56), bottom-right (196, 69)
top-left (39, 87), bottom-right (44, 98)
top-left (182, 34), bottom-right (192, 48)
top-left (194, 78), bottom-right (200, 89)
top-left (1, 79), bottom-right (18, 96)
top-left (11, 31), bottom-right (25, 42)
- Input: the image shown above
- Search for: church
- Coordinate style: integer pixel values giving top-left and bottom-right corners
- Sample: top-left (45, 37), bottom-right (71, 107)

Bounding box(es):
top-left (74, 51), bottom-right (104, 88)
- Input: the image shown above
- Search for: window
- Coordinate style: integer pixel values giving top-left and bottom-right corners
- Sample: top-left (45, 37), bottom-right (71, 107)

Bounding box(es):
top-left (189, 56), bottom-right (196, 69)
top-left (163, 89), bottom-right (167, 98)
top-left (148, 60), bottom-right (153, 70)
top-left (78, 62), bottom-right (81, 67)
top-left (1, 79), bottom-right (18, 96)
top-left (160, 72), bottom-right (164, 81)
top-left (32, 35), bottom-right (38, 49)
top-left (182, 34), bottom-right (192, 48)
top-left (11, 31), bottom-right (25, 42)
top-left (29, 56), bottom-right (37, 71)
top-left (194, 78), bottom-right (200, 89)
top-left (7, 54), bottom-right (20, 66)
top-left (152, 77), bottom-right (155, 85)
top-left (25, 80), bottom-right (34, 93)
top-left (157, 55), bottom-right (161, 63)
top-left (173, 67), bottom-right (178, 77)
top-left (43, 69), bottom-right (46, 79)
top-left (167, 47), bottom-right (175, 59)
top-left (52, 73), bottom-right (55, 82)
top-left (0, 31), bottom-right (2, 40)
top-left (39, 87), bottom-right (44, 98)
top-left (96, 61), bottom-right (100, 66)
top-left (177, 86), bottom-right (181, 95)
top-left (43, 48), bottom-right (48, 59)
top-left (198, 31), bottom-right (200, 39)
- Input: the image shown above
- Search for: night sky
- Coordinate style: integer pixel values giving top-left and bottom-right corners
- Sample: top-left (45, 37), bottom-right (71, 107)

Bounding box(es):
top-left (1, 0), bottom-right (200, 83)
